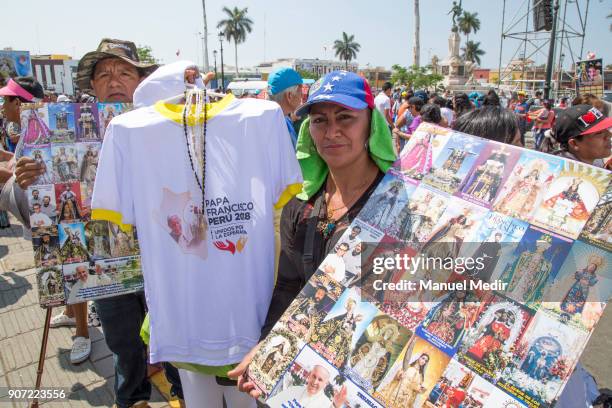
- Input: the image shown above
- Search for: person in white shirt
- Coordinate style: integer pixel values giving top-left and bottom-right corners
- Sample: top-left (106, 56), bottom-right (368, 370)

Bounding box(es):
top-left (321, 242), bottom-right (349, 282)
top-left (30, 203), bottom-right (52, 227)
top-left (374, 82), bottom-right (393, 127)
top-left (267, 365), bottom-right (347, 408)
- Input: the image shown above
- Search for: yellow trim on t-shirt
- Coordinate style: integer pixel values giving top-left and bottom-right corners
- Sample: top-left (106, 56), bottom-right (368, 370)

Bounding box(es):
top-left (154, 93), bottom-right (235, 125)
top-left (274, 183), bottom-right (302, 210)
top-left (91, 209), bottom-right (133, 233)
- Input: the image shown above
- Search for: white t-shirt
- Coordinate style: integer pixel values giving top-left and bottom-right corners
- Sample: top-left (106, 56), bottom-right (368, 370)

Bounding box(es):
top-left (92, 94), bottom-right (302, 366)
top-left (374, 92), bottom-right (391, 117)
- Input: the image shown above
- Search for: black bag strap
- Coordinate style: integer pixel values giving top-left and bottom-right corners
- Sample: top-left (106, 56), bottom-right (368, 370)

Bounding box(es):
top-left (302, 193), bottom-right (326, 275)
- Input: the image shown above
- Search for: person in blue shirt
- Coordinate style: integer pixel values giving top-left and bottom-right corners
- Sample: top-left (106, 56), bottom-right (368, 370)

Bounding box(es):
top-left (514, 91), bottom-right (530, 146)
top-left (267, 67), bottom-right (304, 149)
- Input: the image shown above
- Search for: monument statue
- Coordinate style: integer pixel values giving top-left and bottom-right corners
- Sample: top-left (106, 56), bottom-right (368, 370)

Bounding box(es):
top-left (448, 0), bottom-right (463, 32)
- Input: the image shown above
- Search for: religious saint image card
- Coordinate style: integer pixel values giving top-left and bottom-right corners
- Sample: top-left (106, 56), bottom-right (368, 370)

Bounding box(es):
top-left (493, 226), bottom-right (573, 306)
top-left (80, 182), bottom-right (94, 213)
top-left (309, 287), bottom-right (379, 368)
top-left (32, 226), bottom-right (60, 268)
top-left (47, 103), bottom-right (76, 143)
top-left (97, 102), bottom-right (132, 134)
top-left (456, 141), bottom-right (522, 208)
top-left (75, 103), bottom-right (101, 141)
top-left (54, 181), bottom-right (84, 223)
top-left (358, 173), bottom-right (418, 237)
top-left (493, 150), bottom-right (563, 223)
top-left (36, 266), bottom-right (65, 308)
top-left (541, 240), bottom-right (611, 332)
top-left (27, 184), bottom-right (56, 227)
top-left (497, 310), bottom-right (589, 408)
top-left (381, 300), bottom-right (432, 333)
top-left (373, 334), bottom-right (452, 408)
top-left (424, 358), bottom-right (527, 408)
top-left (397, 183), bottom-right (450, 246)
top-left (531, 162), bottom-right (610, 239)
top-left (58, 222), bottom-right (88, 263)
top-left (61, 262), bottom-right (94, 304)
top-left (422, 131), bottom-right (487, 194)
top-left (20, 103), bottom-right (51, 147)
top-left (457, 294), bottom-right (535, 384)
top-left (248, 328), bottom-right (306, 399)
top-left (85, 220), bottom-right (112, 260)
top-left (109, 223), bottom-right (140, 258)
top-left (76, 141), bottom-right (101, 184)
top-left (395, 123), bottom-right (453, 181)
top-left (21, 146), bottom-right (54, 185)
top-left (93, 256), bottom-right (143, 296)
top-left (580, 182), bottom-right (612, 251)
top-left (51, 143), bottom-right (79, 183)
top-left (343, 313), bottom-right (413, 392)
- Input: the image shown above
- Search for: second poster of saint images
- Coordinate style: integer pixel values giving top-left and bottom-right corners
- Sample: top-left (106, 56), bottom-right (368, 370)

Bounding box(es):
top-left (248, 123), bottom-right (611, 408)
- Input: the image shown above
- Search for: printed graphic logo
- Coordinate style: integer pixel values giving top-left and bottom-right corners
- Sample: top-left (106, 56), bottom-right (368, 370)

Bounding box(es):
top-left (206, 196), bottom-right (253, 254)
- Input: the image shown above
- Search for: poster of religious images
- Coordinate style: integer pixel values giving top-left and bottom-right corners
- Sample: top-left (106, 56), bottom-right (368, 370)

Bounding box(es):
top-left (51, 144), bottom-right (79, 182)
top-left (54, 182), bottom-right (84, 223)
top-left (532, 162), bottom-right (611, 239)
top-left (493, 226), bottom-right (573, 305)
top-left (58, 222), bottom-right (89, 263)
top-left (36, 266), bottom-right (64, 307)
top-left (309, 287), bottom-right (379, 368)
top-left (278, 271), bottom-right (343, 343)
top-left (358, 173), bottom-right (418, 236)
top-left (243, 327), bottom-right (304, 397)
top-left (344, 313), bottom-right (413, 392)
top-left (416, 290), bottom-right (482, 356)
top-left (498, 310), bottom-right (589, 408)
top-left (85, 220), bottom-right (112, 260)
top-left (395, 123), bottom-right (453, 181)
top-left (457, 142), bottom-right (522, 208)
top-left (457, 294), bottom-right (534, 384)
top-left (47, 103), bottom-right (76, 143)
top-left (97, 102), bottom-right (132, 135)
top-left (20, 102), bottom-right (50, 146)
top-left (418, 196), bottom-right (488, 288)
top-left (424, 359), bottom-right (527, 408)
top-left (541, 241), bottom-right (611, 332)
top-left (27, 185), bottom-right (56, 227)
top-left (75, 103), bottom-right (101, 141)
top-left (399, 184), bottom-right (449, 246)
top-left (422, 132), bottom-right (486, 194)
top-left (32, 226), bottom-right (60, 268)
top-left (373, 335), bottom-right (452, 408)
top-left (576, 58), bottom-right (604, 97)
top-left (321, 219), bottom-right (384, 287)
top-left (493, 151), bottom-right (563, 222)
top-left (77, 142), bottom-right (101, 184)
top-left (21, 146), bottom-right (54, 184)
top-left (266, 345), bottom-right (383, 408)
top-left (109, 223), bottom-right (139, 257)
top-left (580, 182), bottom-right (612, 250)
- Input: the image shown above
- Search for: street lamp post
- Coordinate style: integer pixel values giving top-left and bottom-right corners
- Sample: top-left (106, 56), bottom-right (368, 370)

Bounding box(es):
top-left (213, 50), bottom-right (218, 89)
top-left (218, 32), bottom-right (225, 92)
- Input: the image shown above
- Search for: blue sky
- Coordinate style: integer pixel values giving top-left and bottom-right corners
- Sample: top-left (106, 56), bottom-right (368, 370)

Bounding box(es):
top-left (3, 0), bottom-right (611, 70)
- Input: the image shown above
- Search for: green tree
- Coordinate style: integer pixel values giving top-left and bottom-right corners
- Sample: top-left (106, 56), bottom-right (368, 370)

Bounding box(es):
top-left (391, 64), bottom-right (442, 89)
top-left (462, 40), bottom-right (485, 65)
top-left (217, 6), bottom-right (254, 76)
top-left (457, 11), bottom-right (481, 43)
top-left (136, 45), bottom-right (157, 64)
top-left (296, 69), bottom-right (319, 80)
top-left (333, 32), bottom-right (361, 70)
top-left (391, 64), bottom-right (410, 85)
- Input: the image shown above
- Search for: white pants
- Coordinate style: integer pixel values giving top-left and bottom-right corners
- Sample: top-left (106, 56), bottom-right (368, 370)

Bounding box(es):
top-left (178, 369), bottom-right (257, 408)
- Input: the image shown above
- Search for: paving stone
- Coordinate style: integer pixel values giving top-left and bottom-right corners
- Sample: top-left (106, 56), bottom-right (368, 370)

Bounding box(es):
top-left (90, 356), bottom-right (114, 380)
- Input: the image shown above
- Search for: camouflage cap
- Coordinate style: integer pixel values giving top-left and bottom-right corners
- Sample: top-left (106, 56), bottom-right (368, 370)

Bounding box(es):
top-left (76, 38), bottom-right (159, 94)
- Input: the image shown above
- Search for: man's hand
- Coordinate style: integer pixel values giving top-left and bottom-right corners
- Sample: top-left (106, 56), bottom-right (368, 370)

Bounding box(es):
top-left (227, 343), bottom-right (262, 399)
top-left (15, 157), bottom-right (44, 189)
top-left (332, 385), bottom-right (348, 408)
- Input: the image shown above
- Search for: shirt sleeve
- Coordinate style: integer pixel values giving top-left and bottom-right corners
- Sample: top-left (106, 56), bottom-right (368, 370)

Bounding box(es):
top-left (270, 108), bottom-right (303, 210)
top-left (91, 122), bottom-right (135, 231)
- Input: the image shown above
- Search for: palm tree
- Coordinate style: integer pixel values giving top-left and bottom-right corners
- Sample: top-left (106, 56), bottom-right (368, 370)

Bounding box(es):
top-left (413, 0), bottom-right (420, 67)
top-left (462, 40), bottom-right (485, 65)
top-left (333, 32), bottom-right (361, 70)
top-left (217, 6), bottom-right (254, 76)
top-left (458, 11), bottom-right (481, 43)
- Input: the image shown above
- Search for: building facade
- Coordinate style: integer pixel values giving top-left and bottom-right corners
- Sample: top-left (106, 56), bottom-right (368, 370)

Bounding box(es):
top-left (31, 55), bottom-right (79, 95)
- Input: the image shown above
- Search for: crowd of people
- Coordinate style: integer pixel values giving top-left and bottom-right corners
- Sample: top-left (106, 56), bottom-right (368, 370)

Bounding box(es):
top-left (0, 36), bottom-right (610, 408)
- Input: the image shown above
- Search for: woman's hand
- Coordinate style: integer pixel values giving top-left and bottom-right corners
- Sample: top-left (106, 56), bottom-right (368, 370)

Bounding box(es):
top-left (15, 157), bottom-right (44, 189)
top-left (227, 343), bottom-right (262, 398)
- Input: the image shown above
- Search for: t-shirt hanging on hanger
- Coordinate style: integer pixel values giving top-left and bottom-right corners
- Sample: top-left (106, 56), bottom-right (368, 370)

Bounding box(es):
top-left (91, 94), bottom-right (303, 366)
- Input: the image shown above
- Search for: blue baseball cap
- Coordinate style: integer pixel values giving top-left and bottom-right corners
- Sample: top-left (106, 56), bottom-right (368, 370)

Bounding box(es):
top-left (268, 67), bottom-right (303, 95)
top-left (296, 71), bottom-right (374, 117)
